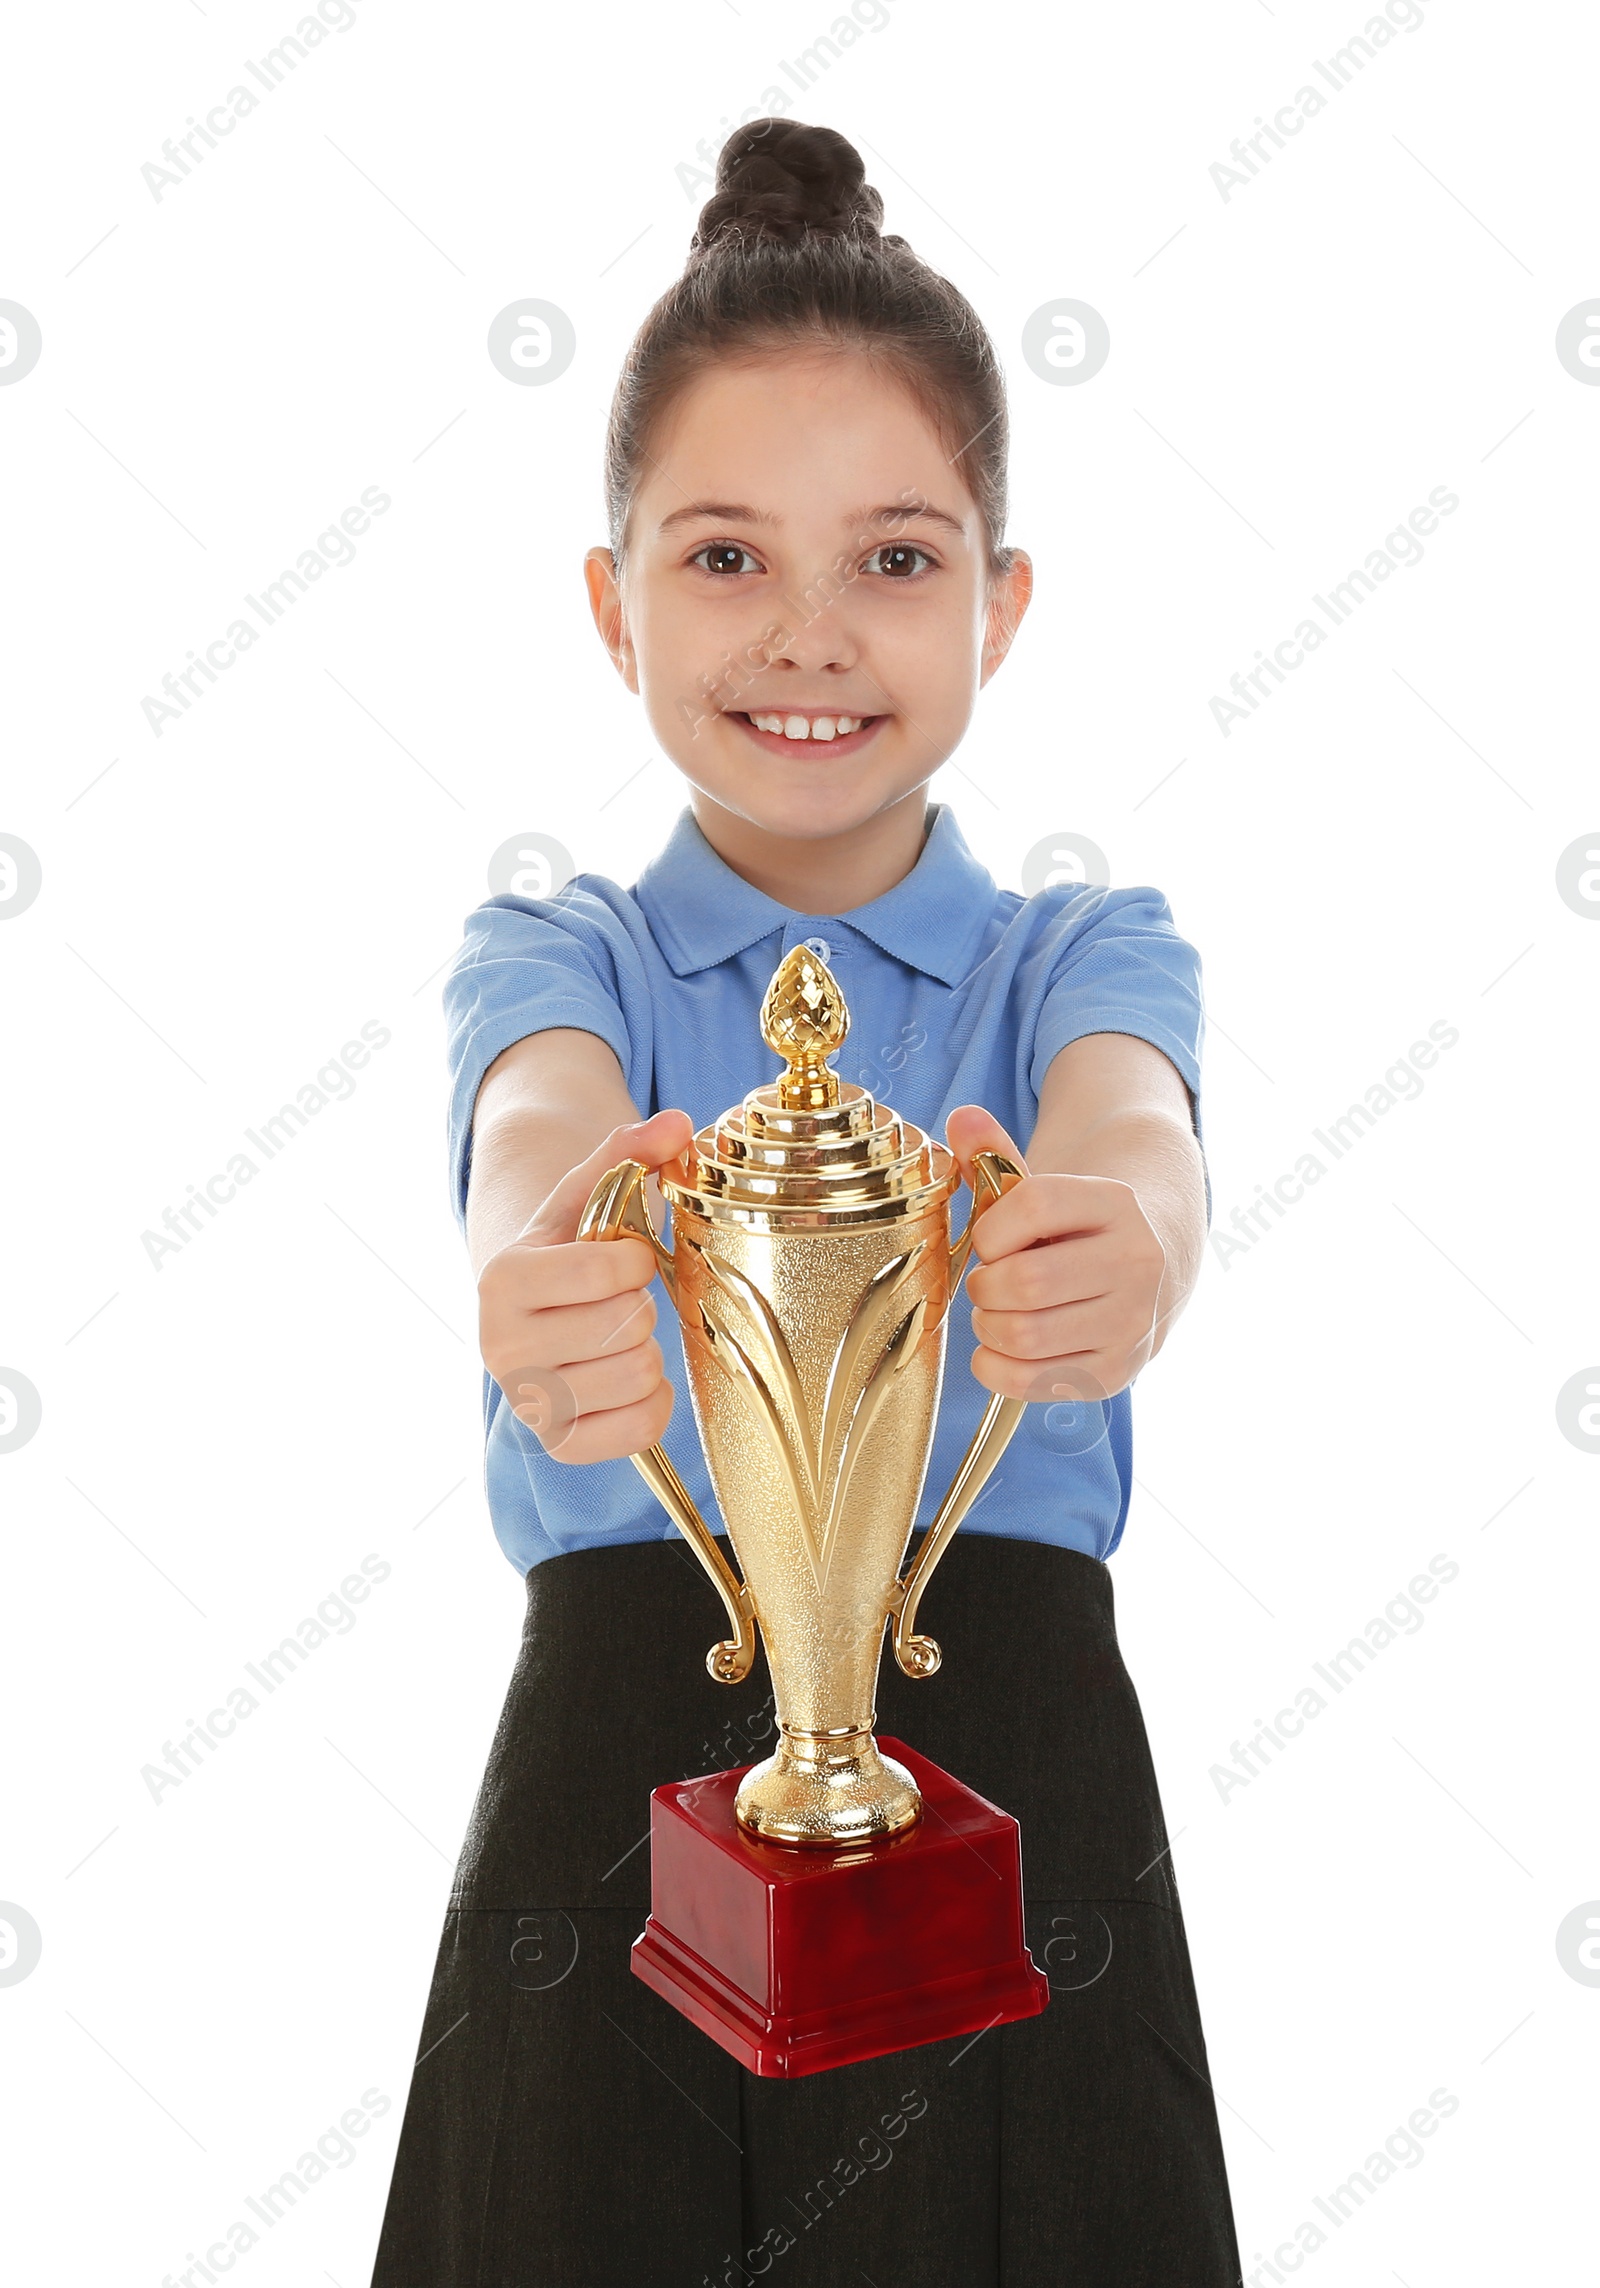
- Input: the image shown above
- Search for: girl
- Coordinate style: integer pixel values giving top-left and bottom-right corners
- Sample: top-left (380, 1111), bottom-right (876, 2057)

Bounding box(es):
top-left (372, 120), bottom-right (1241, 2287)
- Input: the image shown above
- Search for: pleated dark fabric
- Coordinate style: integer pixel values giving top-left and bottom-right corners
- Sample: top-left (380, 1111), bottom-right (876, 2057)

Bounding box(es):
top-left (369, 1533), bottom-right (1242, 2287)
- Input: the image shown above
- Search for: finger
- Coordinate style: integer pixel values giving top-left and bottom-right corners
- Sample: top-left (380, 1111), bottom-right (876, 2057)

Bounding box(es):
top-left (544, 1286), bottom-right (660, 1370)
top-left (484, 1285), bottom-right (658, 1381)
top-left (969, 1295), bottom-right (1133, 1362)
top-left (944, 1103), bottom-right (1028, 1191)
top-left (965, 1230), bottom-right (1123, 1312)
top-left (497, 1362), bottom-right (580, 1449)
top-left (968, 1173), bottom-right (1132, 1263)
top-left (969, 1342), bottom-right (1126, 1404)
top-left (484, 1230), bottom-right (659, 1312)
top-left (561, 1335), bottom-right (666, 1418)
top-left (524, 1109), bottom-right (695, 1247)
top-left (542, 1384), bottom-right (676, 1468)
top-left (497, 1335), bottom-right (664, 1432)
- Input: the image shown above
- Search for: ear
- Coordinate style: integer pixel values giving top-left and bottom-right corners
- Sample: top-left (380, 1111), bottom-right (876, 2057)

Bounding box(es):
top-left (584, 545), bottom-right (639, 694)
top-left (979, 549), bottom-right (1034, 689)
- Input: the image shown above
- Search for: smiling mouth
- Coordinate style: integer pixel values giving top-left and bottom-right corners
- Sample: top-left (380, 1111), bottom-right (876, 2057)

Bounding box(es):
top-left (728, 709), bottom-right (884, 749)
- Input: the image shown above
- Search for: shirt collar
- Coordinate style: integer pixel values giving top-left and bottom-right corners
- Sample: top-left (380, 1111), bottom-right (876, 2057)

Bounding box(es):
top-left (632, 801), bottom-right (996, 987)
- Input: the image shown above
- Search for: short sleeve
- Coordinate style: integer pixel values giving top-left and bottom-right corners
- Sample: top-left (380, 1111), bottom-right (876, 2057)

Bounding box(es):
top-left (1026, 882), bottom-right (1209, 1218)
top-left (442, 889), bottom-right (636, 1228)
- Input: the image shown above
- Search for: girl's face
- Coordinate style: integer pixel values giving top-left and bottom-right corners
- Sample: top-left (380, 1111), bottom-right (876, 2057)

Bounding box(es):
top-left (586, 349), bottom-right (1032, 844)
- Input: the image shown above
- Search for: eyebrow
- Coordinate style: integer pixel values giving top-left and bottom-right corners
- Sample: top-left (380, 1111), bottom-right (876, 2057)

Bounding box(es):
top-left (655, 498), bottom-right (969, 539)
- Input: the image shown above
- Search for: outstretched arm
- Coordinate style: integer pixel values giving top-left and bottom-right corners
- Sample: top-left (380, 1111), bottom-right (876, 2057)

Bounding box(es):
top-left (946, 1031), bottom-right (1207, 1405)
top-left (465, 1027), bottom-right (693, 1462)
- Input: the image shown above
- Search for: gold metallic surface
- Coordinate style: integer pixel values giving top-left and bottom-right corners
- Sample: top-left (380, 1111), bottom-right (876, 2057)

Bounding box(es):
top-left (575, 1162), bottom-right (755, 1683)
top-left (578, 945), bottom-right (1027, 1847)
top-left (761, 943), bottom-right (847, 1110)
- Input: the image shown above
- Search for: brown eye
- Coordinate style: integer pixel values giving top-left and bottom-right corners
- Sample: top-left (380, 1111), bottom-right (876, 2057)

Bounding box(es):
top-left (864, 544), bottom-right (932, 579)
top-left (692, 543), bottom-right (760, 576)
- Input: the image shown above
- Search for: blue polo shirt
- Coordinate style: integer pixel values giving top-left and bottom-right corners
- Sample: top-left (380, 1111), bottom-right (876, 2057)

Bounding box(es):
top-left (443, 801), bottom-right (1207, 1576)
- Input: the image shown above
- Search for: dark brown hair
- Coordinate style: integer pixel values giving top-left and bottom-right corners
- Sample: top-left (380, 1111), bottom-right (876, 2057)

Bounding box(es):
top-left (603, 119), bottom-right (1015, 582)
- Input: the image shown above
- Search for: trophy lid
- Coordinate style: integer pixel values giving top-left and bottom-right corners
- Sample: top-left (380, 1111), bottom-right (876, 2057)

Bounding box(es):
top-left (659, 945), bottom-right (956, 1231)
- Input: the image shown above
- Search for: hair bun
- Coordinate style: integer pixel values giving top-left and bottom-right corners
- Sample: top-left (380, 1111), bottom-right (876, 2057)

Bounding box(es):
top-left (690, 120), bottom-right (885, 255)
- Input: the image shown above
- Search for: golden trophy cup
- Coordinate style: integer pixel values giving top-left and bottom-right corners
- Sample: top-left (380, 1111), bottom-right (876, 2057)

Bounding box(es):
top-left (577, 944), bottom-right (1050, 2073)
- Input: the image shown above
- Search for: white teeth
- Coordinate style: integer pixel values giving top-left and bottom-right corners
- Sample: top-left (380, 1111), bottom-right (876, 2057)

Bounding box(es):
top-left (747, 712), bottom-right (866, 741)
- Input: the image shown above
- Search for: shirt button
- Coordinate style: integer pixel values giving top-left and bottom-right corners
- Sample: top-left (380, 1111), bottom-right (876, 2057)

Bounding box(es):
top-left (802, 933), bottom-right (834, 964)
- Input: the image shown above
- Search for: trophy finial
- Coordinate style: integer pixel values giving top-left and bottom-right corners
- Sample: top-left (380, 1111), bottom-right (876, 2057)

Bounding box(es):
top-left (760, 945), bottom-right (849, 1110)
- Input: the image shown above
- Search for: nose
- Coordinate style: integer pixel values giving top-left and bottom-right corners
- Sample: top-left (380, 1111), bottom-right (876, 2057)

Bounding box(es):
top-left (760, 588), bottom-right (861, 678)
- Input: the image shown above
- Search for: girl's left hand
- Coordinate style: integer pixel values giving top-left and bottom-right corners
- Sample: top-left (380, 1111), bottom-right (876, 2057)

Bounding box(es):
top-left (946, 1107), bottom-right (1167, 1406)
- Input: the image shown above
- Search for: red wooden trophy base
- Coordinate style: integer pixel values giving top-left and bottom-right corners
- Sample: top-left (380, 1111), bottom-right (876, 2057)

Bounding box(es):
top-left (631, 1737), bottom-right (1049, 2078)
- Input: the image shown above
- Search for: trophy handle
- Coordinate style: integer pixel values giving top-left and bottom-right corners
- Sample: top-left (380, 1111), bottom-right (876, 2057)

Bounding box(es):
top-left (575, 1157), bottom-right (758, 1685)
top-left (888, 1147), bottom-right (1028, 1680)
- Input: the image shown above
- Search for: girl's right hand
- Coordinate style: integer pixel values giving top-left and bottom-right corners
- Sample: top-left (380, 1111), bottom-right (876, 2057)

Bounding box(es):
top-left (476, 1108), bottom-right (694, 1465)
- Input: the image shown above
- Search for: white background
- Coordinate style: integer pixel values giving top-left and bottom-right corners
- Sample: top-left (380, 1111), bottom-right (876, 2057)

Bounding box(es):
top-left (1, 1), bottom-right (1594, 2280)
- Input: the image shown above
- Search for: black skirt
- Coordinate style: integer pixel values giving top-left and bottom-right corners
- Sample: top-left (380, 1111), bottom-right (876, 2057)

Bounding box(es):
top-left (370, 1532), bottom-right (1242, 2287)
